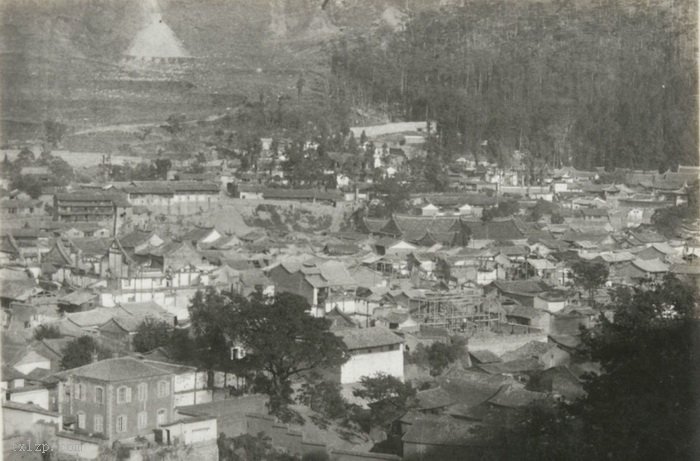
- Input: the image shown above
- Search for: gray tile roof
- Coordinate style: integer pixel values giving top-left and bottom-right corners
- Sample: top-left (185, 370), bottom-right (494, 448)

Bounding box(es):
top-left (335, 326), bottom-right (404, 350)
top-left (69, 357), bottom-right (171, 382)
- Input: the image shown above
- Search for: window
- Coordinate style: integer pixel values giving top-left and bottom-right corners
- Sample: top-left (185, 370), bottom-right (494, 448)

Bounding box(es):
top-left (157, 380), bottom-right (170, 398)
top-left (116, 386), bottom-right (131, 404)
top-left (74, 383), bottom-right (85, 401)
top-left (137, 383), bottom-right (148, 401)
top-left (137, 411), bottom-right (148, 429)
top-left (77, 412), bottom-right (86, 429)
top-left (95, 386), bottom-right (104, 404)
top-left (94, 415), bottom-right (103, 433)
top-left (116, 415), bottom-right (127, 433)
top-left (157, 409), bottom-right (167, 426)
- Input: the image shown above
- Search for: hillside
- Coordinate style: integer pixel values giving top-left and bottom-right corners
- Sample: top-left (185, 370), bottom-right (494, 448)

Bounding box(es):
top-left (0, 0), bottom-right (442, 144)
top-left (0, 0), bottom-right (696, 171)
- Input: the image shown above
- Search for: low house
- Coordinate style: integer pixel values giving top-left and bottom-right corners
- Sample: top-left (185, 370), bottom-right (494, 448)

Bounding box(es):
top-left (2, 400), bottom-right (61, 436)
top-left (613, 258), bottom-right (669, 284)
top-left (180, 226), bottom-right (223, 249)
top-left (524, 259), bottom-right (557, 282)
top-left (0, 199), bottom-right (45, 219)
top-left (487, 279), bottom-right (551, 308)
top-left (375, 310), bottom-right (419, 332)
top-left (6, 384), bottom-right (51, 410)
top-left (334, 327), bottom-right (404, 384)
top-left (57, 290), bottom-right (99, 313)
top-left (266, 260), bottom-right (357, 314)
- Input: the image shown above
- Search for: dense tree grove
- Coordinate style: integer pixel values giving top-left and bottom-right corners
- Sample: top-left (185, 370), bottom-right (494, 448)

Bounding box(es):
top-left (482, 275), bottom-right (699, 461)
top-left (330, 0), bottom-right (697, 171)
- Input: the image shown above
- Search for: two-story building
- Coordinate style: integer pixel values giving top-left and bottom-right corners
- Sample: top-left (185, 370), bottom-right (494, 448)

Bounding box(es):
top-left (58, 357), bottom-right (176, 444)
top-left (53, 192), bottom-right (131, 227)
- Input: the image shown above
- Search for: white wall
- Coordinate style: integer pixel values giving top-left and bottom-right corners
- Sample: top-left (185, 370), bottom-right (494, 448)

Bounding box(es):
top-left (534, 297), bottom-right (567, 313)
top-left (173, 390), bottom-right (213, 408)
top-left (168, 418), bottom-right (218, 445)
top-left (2, 407), bottom-right (60, 436)
top-left (9, 388), bottom-right (50, 410)
top-left (340, 346), bottom-right (404, 384)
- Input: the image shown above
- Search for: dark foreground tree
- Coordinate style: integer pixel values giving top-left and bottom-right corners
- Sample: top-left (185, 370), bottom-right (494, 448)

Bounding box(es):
top-left (188, 290), bottom-right (349, 419)
top-left (230, 293), bottom-right (349, 418)
top-left (353, 373), bottom-right (417, 428)
top-left (487, 275), bottom-right (699, 461)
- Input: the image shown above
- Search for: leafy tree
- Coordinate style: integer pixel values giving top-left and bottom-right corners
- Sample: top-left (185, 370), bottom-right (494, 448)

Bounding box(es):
top-left (60, 336), bottom-right (111, 370)
top-left (227, 293), bottom-right (349, 418)
top-left (188, 290), bottom-right (348, 419)
top-left (167, 328), bottom-right (196, 363)
top-left (353, 373), bottom-right (417, 428)
top-left (133, 318), bottom-right (173, 353)
top-left (571, 275), bottom-right (697, 460)
top-left (409, 337), bottom-right (467, 376)
top-left (488, 275), bottom-right (698, 461)
top-left (33, 324), bottom-right (61, 340)
top-left (217, 433), bottom-right (296, 461)
top-left (188, 289), bottom-right (236, 373)
top-left (426, 338), bottom-right (466, 376)
top-left (570, 260), bottom-right (609, 303)
top-left (371, 177), bottom-right (410, 217)
top-left (14, 147), bottom-right (35, 168)
top-left (153, 158), bottom-right (172, 179)
top-left (527, 199), bottom-right (556, 222)
top-left (297, 374), bottom-right (348, 421)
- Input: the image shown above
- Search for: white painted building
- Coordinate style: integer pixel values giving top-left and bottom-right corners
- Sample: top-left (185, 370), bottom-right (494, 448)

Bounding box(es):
top-left (335, 327), bottom-right (405, 384)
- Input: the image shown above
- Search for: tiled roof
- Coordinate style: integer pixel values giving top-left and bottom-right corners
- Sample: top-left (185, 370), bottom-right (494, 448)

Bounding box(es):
top-left (488, 385), bottom-right (547, 408)
top-left (468, 350), bottom-right (501, 364)
top-left (631, 258), bottom-right (669, 273)
top-left (491, 279), bottom-right (550, 295)
top-left (416, 387), bottom-right (455, 410)
top-left (119, 230), bottom-right (157, 249)
top-left (69, 356), bottom-right (171, 381)
top-left (336, 326), bottom-right (403, 350)
top-left (670, 263), bottom-right (700, 275)
top-left (55, 192), bottom-right (130, 207)
top-left (462, 218), bottom-right (525, 241)
top-left (3, 400), bottom-right (59, 417)
top-left (181, 226), bottom-right (218, 243)
top-left (478, 358), bottom-right (543, 374)
top-left (58, 290), bottom-right (97, 306)
top-left (402, 415), bottom-right (484, 446)
top-left (66, 307), bottom-right (128, 328)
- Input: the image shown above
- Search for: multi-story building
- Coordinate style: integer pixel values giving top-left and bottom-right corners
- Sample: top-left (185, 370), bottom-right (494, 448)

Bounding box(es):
top-left (120, 181), bottom-right (220, 216)
top-left (58, 357), bottom-right (176, 444)
top-left (53, 192), bottom-right (131, 227)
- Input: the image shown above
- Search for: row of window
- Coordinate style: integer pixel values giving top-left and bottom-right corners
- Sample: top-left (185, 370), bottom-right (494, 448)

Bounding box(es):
top-left (73, 380), bottom-right (171, 404)
top-left (76, 410), bottom-right (167, 433)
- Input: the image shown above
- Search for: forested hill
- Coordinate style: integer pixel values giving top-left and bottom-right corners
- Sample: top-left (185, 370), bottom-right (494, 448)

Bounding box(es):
top-left (329, 0), bottom-right (698, 170)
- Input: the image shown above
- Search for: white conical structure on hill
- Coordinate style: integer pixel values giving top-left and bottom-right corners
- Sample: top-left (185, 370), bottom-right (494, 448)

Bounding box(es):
top-left (125, 13), bottom-right (190, 59)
